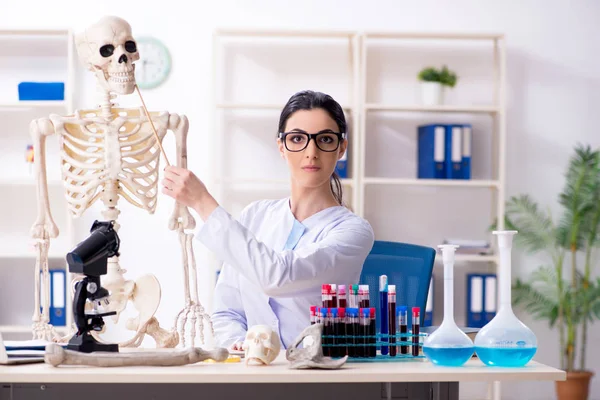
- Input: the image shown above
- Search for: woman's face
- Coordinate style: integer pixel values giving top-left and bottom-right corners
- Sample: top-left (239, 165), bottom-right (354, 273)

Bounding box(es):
top-left (278, 108), bottom-right (347, 189)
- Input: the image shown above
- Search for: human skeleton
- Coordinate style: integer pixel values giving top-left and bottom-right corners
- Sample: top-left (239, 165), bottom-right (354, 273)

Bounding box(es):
top-left (29, 15), bottom-right (212, 348)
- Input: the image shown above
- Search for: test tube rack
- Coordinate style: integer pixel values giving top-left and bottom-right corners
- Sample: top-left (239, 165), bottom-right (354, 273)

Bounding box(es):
top-left (321, 332), bottom-right (427, 362)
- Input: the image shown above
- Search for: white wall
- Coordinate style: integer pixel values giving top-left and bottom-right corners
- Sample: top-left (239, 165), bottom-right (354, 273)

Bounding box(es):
top-left (2, 0), bottom-right (599, 398)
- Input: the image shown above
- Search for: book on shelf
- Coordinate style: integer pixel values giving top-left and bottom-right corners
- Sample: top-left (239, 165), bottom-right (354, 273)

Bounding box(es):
top-left (441, 238), bottom-right (492, 255)
top-left (417, 123), bottom-right (472, 180)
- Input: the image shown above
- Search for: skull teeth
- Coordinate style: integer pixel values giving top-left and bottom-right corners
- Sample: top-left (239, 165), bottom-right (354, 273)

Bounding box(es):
top-left (108, 71), bottom-right (132, 77)
top-left (109, 77), bottom-right (132, 83)
top-left (107, 71), bottom-right (134, 84)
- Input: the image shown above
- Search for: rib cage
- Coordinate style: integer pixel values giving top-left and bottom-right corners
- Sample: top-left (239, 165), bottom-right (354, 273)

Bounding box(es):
top-left (50, 108), bottom-right (170, 218)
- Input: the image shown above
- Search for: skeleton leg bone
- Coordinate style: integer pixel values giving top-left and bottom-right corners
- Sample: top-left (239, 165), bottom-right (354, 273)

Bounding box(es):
top-left (44, 343), bottom-right (229, 367)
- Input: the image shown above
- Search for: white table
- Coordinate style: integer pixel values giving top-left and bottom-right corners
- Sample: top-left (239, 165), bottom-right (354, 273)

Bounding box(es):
top-left (0, 354), bottom-right (566, 400)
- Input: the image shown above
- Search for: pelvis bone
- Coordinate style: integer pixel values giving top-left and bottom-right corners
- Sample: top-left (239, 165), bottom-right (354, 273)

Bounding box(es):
top-left (286, 323), bottom-right (348, 369)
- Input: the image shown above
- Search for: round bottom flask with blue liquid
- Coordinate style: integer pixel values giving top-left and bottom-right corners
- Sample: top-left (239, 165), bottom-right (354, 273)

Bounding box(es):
top-left (423, 245), bottom-right (475, 367)
top-left (474, 231), bottom-right (537, 367)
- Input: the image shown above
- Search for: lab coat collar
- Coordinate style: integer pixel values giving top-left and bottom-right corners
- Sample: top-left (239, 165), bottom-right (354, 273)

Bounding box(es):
top-left (284, 197), bottom-right (345, 230)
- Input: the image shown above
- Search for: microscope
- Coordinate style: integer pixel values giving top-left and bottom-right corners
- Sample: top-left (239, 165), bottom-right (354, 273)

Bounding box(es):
top-left (66, 220), bottom-right (120, 353)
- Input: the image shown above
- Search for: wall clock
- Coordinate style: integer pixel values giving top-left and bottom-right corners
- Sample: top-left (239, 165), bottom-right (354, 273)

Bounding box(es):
top-left (135, 36), bottom-right (172, 90)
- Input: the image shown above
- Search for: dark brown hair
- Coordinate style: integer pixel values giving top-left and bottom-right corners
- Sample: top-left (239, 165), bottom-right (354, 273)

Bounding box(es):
top-left (278, 90), bottom-right (347, 206)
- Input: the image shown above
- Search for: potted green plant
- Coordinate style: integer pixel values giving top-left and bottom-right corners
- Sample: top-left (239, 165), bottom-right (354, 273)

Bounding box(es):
top-left (417, 65), bottom-right (457, 106)
top-left (498, 144), bottom-right (600, 400)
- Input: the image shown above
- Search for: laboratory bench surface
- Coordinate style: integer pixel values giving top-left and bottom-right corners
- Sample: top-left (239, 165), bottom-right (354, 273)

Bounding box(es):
top-left (0, 354), bottom-right (566, 384)
top-left (0, 353), bottom-right (566, 400)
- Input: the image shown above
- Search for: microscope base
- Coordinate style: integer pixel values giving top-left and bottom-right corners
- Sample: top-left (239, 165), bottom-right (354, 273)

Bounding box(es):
top-left (68, 333), bottom-right (119, 353)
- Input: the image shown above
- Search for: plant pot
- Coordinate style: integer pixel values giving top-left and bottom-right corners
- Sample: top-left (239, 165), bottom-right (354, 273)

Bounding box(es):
top-left (555, 370), bottom-right (594, 400)
top-left (420, 82), bottom-right (444, 106)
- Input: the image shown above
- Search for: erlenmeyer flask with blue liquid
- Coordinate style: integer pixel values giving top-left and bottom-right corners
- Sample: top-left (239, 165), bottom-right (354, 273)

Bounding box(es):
top-left (474, 231), bottom-right (537, 367)
top-left (423, 244), bottom-right (475, 366)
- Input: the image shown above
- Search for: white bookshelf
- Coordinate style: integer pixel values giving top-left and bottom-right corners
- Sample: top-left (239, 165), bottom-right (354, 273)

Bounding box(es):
top-left (363, 177), bottom-right (500, 188)
top-left (365, 103), bottom-right (499, 114)
top-left (0, 29), bottom-right (76, 339)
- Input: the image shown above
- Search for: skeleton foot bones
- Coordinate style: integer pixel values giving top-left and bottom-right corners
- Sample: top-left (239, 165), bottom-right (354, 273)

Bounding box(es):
top-left (44, 343), bottom-right (229, 367)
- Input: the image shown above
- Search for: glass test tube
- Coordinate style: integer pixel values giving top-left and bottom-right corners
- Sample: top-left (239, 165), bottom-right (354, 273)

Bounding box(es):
top-left (360, 285), bottom-right (370, 308)
top-left (369, 307), bottom-right (377, 357)
top-left (360, 308), bottom-right (370, 358)
top-left (398, 306), bottom-right (408, 354)
top-left (321, 308), bottom-right (331, 356)
top-left (412, 307), bottom-right (420, 357)
top-left (379, 275), bottom-right (389, 355)
top-left (346, 308), bottom-right (357, 357)
top-left (331, 284), bottom-right (337, 308)
top-left (338, 285), bottom-right (347, 308)
top-left (330, 308), bottom-right (339, 357)
top-left (388, 285), bottom-right (397, 356)
top-left (322, 284), bottom-right (331, 308)
top-left (336, 308), bottom-right (346, 357)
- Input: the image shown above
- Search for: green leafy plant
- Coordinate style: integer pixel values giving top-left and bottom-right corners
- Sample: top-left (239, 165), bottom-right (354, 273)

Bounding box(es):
top-left (439, 65), bottom-right (457, 88)
top-left (417, 65), bottom-right (458, 88)
top-left (498, 144), bottom-right (600, 372)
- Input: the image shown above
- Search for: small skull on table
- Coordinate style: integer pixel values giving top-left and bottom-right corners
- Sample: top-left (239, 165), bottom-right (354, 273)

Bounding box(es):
top-left (242, 325), bottom-right (281, 366)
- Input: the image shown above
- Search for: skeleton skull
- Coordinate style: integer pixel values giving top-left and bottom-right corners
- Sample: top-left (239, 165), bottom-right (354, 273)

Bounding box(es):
top-left (75, 15), bottom-right (140, 94)
top-left (243, 325), bottom-right (281, 365)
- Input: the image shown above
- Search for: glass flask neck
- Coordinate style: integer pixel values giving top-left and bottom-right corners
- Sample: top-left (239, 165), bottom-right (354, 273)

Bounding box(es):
top-left (443, 261), bottom-right (455, 324)
top-left (494, 230), bottom-right (517, 308)
top-left (499, 245), bottom-right (512, 307)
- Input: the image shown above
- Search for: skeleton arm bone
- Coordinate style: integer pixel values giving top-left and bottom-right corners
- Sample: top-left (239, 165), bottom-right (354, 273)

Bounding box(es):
top-left (30, 118), bottom-right (59, 239)
top-left (167, 113), bottom-right (195, 231)
top-left (29, 117), bottom-right (61, 340)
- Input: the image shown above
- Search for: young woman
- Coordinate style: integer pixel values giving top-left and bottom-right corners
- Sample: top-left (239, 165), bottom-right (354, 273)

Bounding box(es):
top-left (162, 90), bottom-right (375, 350)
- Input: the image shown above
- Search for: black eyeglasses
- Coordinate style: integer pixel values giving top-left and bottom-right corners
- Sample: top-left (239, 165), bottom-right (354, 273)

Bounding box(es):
top-left (278, 131), bottom-right (346, 152)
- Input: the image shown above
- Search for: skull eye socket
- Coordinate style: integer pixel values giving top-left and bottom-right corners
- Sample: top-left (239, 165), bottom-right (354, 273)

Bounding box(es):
top-left (259, 332), bottom-right (269, 341)
top-left (125, 41), bottom-right (137, 53)
top-left (100, 44), bottom-right (115, 57)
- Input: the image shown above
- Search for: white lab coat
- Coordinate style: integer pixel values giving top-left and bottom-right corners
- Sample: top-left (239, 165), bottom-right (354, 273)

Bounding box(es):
top-left (194, 197), bottom-right (375, 349)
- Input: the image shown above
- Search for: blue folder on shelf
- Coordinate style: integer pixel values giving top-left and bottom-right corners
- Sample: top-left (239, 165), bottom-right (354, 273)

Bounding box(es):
top-left (466, 273), bottom-right (497, 328)
top-left (39, 269), bottom-right (66, 326)
top-left (444, 124), bottom-right (463, 179)
top-left (461, 124), bottom-right (472, 180)
top-left (417, 124), bottom-right (446, 179)
top-left (50, 269), bottom-right (66, 326)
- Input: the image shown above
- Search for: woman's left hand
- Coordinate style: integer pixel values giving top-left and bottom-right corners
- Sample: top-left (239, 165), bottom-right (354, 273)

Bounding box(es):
top-left (161, 166), bottom-right (218, 220)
